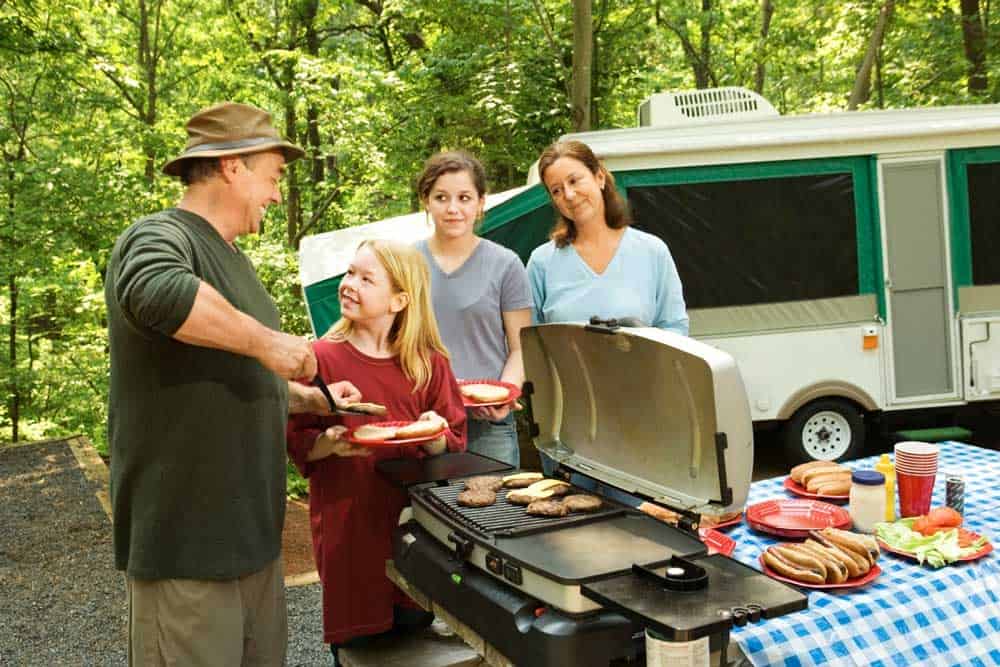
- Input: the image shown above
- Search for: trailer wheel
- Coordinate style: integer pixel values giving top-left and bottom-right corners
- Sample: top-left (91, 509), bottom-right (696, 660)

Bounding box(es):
top-left (783, 398), bottom-right (865, 463)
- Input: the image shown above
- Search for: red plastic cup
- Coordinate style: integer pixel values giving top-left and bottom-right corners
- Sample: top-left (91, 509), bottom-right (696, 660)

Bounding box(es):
top-left (897, 470), bottom-right (937, 517)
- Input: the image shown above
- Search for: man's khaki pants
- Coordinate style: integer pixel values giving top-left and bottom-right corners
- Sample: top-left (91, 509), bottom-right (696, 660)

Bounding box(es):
top-left (127, 557), bottom-right (286, 666)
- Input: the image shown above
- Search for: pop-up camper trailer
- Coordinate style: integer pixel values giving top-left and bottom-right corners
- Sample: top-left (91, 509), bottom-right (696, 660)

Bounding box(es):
top-left (299, 87), bottom-right (1000, 462)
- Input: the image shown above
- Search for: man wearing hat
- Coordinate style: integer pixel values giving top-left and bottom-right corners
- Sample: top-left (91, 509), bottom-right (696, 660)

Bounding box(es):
top-left (105, 102), bottom-right (357, 664)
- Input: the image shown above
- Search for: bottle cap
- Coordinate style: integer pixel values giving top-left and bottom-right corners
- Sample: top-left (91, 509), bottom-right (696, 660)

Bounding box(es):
top-left (852, 470), bottom-right (885, 485)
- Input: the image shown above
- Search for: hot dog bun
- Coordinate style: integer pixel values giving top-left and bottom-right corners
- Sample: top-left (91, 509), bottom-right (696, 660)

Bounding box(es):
top-left (762, 546), bottom-right (826, 585)
top-left (798, 540), bottom-right (849, 584)
top-left (805, 472), bottom-right (852, 493)
top-left (801, 465), bottom-right (849, 487)
top-left (818, 527), bottom-right (880, 566)
top-left (352, 424), bottom-right (399, 442)
top-left (790, 461), bottom-right (834, 484)
top-left (812, 478), bottom-right (851, 496)
top-left (502, 472), bottom-right (544, 488)
top-left (810, 530), bottom-right (871, 576)
top-left (770, 545), bottom-right (828, 581)
top-left (395, 418), bottom-right (445, 439)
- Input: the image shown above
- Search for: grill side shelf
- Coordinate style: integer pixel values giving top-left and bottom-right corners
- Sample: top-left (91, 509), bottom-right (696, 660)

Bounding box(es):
top-left (581, 554), bottom-right (807, 642)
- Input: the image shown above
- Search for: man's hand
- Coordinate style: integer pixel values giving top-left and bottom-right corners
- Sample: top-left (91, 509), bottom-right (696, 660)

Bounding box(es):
top-left (256, 330), bottom-right (317, 380)
top-left (329, 381), bottom-right (362, 406)
top-left (307, 426), bottom-right (372, 462)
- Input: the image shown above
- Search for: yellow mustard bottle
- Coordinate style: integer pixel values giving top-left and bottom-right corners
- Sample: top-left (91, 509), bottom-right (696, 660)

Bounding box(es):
top-left (874, 453), bottom-right (896, 522)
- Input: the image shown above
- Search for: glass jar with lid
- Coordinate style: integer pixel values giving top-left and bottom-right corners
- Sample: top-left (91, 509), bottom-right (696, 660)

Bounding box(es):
top-left (849, 470), bottom-right (886, 534)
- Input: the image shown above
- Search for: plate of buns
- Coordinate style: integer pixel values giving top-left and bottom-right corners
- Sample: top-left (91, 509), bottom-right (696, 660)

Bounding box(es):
top-left (346, 419), bottom-right (448, 446)
top-left (758, 527), bottom-right (883, 589)
top-left (458, 379), bottom-right (522, 407)
top-left (785, 460), bottom-right (851, 501)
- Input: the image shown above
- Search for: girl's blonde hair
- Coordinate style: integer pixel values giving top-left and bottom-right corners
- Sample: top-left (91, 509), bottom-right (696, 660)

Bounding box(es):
top-left (324, 239), bottom-right (448, 391)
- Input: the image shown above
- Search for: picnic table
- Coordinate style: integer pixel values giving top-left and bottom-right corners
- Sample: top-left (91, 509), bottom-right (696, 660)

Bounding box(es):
top-left (728, 441), bottom-right (1000, 666)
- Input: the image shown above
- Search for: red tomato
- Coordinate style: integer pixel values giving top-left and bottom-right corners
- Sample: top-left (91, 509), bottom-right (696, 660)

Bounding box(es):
top-left (927, 507), bottom-right (963, 528)
top-left (912, 516), bottom-right (931, 534)
top-left (957, 529), bottom-right (978, 548)
top-left (921, 526), bottom-right (955, 537)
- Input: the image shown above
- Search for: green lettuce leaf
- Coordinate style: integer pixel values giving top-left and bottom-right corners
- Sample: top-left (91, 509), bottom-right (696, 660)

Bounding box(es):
top-left (873, 519), bottom-right (985, 568)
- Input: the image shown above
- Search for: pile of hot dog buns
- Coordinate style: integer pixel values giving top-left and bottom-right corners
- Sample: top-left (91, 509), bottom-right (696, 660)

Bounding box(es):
top-left (789, 460), bottom-right (852, 496)
top-left (762, 527), bottom-right (881, 584)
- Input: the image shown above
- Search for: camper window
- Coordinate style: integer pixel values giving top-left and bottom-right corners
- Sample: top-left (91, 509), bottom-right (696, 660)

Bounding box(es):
top-left (627, 173), bottom-right (859, 309)
top-left (968, 160), bottom-right (1000, 287)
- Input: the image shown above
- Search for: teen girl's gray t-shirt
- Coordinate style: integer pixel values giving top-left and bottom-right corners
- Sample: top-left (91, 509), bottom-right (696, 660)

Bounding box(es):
top-left (417, 238), bottom-right (533, 381)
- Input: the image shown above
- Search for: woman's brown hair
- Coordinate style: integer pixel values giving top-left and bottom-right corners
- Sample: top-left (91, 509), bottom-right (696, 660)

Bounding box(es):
top-left (537, 140), bottom-right (630, 247)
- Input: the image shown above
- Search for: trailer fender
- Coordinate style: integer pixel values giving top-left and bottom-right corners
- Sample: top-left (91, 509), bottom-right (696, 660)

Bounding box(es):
top-left (776, 382), bottom-right (878, 421)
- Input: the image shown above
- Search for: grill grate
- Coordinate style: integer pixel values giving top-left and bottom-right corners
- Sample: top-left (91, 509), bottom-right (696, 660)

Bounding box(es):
top-left (422, 481), bottom-right (626, 538)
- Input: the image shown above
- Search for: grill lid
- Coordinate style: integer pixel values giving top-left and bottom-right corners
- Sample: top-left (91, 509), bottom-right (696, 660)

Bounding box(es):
top-left (521, 321), bottom-right (753, 515)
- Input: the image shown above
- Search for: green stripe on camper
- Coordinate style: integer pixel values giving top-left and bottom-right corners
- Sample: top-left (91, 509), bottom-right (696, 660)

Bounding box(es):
top-left (947, 145), bottom-right (1000, 311)
top-left (615, 156), bottom-right (883, 318)
top-left (478, 184), bottom-right (554, 264)
top-left (304, 277), bottom-right (342, 337)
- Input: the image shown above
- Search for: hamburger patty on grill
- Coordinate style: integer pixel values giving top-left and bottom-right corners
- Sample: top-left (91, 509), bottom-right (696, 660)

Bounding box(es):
top-left (457, 489), bottom-right (497, 507)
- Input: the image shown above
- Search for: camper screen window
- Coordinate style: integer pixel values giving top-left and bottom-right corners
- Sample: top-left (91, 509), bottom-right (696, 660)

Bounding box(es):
top-left (628, 173), bottom-right (858, 309)
top-left (968, 161), bottom-right (1000, 286)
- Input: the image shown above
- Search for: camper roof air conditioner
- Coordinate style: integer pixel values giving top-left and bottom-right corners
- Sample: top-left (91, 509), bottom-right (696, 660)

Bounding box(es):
top-left (638, 87), bottom-right (778, 127)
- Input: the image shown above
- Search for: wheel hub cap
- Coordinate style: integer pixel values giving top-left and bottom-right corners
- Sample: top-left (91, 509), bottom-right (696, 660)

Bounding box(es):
top-left (802, 410), bottom-right (852, 459)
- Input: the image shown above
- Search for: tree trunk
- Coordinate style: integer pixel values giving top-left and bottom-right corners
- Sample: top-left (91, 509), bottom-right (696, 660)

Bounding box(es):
top-left (8, 273), bottom-right (17, 443)
top-left (284, 95), bottom-right (301, 247)
top-left (138, 0), bottom-right (158, 183)
top-left (754, 0), bottom-right (774, 94)
top-left (571, 0), bottom-right (592, 132)
top-left (848, 0), bottom-right (895, 110)
top-left (303, 0), bottom-right (323, 184)
top-left (960, 0), bottom-right (988, 94)
top-left (697, 0), bottom-right (713, 88)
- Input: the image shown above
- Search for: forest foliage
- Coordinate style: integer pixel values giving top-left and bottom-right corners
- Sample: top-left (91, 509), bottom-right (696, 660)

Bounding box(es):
top-left (2, 0), bottom-right (998, 468)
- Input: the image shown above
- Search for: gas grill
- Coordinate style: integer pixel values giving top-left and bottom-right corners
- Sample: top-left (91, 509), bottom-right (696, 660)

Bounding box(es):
top-left (389, 320), bottom-right (807, 666)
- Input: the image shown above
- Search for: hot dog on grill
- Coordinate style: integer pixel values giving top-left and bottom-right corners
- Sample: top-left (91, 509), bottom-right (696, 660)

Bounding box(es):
top-left (762, 546), bottom-right (826, 585)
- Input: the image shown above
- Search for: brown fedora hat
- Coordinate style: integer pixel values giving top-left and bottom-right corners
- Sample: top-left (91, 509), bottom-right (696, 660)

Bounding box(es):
top-left (162, 102), bottom-right (305, 177)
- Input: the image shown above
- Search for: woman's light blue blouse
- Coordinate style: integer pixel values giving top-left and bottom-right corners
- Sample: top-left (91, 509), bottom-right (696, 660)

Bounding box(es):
top-left (526, 227), bottom-right (689, 334)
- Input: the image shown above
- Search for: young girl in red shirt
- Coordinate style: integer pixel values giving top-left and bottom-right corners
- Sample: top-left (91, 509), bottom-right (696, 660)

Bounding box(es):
top-left (286, 240), bottom-right (467, 663)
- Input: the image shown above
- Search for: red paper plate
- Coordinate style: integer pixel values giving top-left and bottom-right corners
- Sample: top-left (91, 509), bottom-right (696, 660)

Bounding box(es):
top-left (784, 477), bottom-right (849, 503)
top-left (758, 553), bottom-right (882, 589)
top-left (345, 420), bottom-right (448, 447)
top-left (699, 528), bottom-right (736, 556)
top-left (745, 499), bottom-right (852, 538)
top-left (877, 529), bottom-right (993, 564)
top-left (458, 379), bottom-right (522, 407)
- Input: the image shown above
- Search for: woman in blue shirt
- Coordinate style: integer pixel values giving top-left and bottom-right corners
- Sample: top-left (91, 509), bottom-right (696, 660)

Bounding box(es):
top-left (527, 140), bottom-right (690, 516)
top-left (526, 140), bottom-right (688, 335)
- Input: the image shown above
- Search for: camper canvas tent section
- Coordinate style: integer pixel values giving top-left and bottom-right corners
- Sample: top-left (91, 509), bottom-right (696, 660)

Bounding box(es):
top-left (298, 186), bottom-right (535, 337)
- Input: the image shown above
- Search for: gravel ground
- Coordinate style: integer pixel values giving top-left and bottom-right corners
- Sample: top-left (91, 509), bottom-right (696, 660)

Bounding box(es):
top-left (0, 440), bottom-right (127, 666)
top-left (287, 583), bottom-right (332, 666)
top-left (0, 439), bottom-right (333, 666)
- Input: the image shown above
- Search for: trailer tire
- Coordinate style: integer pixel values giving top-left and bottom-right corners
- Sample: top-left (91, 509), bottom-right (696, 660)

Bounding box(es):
top-left (783, 398), bottom-right (865, 463)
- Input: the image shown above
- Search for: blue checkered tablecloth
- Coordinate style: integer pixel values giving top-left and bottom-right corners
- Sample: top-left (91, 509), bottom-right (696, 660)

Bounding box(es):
top-left (729, 442), bottom-right (1000, 667)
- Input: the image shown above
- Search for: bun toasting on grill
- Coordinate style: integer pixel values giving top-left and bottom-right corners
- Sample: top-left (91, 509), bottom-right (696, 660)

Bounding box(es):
top-left (502, 472), bottom-right (544, 488)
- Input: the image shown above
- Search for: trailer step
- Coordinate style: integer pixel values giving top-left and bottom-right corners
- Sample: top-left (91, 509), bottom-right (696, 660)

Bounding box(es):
top-left (893, 427), bottom-right (973, 443)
